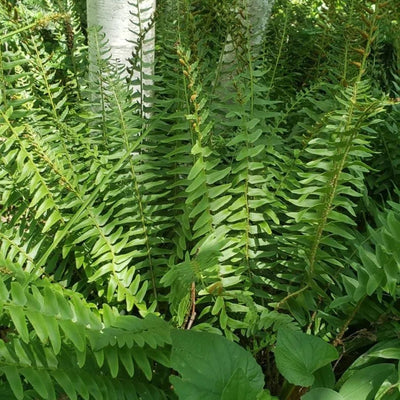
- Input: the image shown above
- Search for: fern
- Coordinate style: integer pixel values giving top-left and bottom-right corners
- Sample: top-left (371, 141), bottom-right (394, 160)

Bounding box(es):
top-left (1, 0), bottom-right (400, 398)
top-left (0, 255), bottom-right (171, 399)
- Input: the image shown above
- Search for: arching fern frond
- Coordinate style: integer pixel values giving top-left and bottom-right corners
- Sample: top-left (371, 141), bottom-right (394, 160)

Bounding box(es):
top-left (0, 256), bottom-right (171, 399)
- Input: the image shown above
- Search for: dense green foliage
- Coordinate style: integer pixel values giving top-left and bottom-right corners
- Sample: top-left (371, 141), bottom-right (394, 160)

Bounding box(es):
top-left (1, 0), bottom-right (400, 398)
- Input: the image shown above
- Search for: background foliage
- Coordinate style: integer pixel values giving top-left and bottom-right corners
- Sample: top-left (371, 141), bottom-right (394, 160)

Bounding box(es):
top-left (0, 0), bottom-right (400, 399)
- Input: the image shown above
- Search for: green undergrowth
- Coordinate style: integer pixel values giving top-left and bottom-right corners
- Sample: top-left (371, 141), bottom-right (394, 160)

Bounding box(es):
top-left (0, 0), bottom-right (400, 399)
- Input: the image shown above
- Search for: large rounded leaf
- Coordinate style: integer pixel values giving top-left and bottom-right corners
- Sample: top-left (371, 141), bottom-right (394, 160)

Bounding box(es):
top-left (274, 329), bottom-right (338, 387)
top-left (339, 364), bottom-right (396, 400)
top-left (302, 388), bottom-right (344, 400)
top-left (170, 329), bottom-right (264, 400)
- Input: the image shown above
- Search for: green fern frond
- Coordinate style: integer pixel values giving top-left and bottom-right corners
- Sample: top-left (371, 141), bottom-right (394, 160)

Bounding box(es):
top-left (0, 257), bottom-right (171, 399)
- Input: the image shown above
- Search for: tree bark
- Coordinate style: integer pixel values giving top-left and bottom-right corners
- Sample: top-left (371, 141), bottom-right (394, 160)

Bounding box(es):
top-left (247, 0), bottom-right (275, 51)
top-left (218, 0), bottom-right (275, 97)
top-left (86, 0), bottom-right (156, 104)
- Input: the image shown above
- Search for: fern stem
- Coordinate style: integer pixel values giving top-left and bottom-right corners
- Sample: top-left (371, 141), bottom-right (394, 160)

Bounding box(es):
top-left (91, 28), bottom-right (108, 146)
top-left (276, 284), bottom-right (309, 310)
top-left (0, 45), bottom-right (7, 108)
top-left (333, 297), bottom-right (365, 347)
top-left (267, 1), bottom-right (290, 97)
top-left (30, 41), bottom-right (75, 172)
top-left (308, 2), bottom-right (379, 277)
top-left (111, 87), bottom-right (158, 300)
top-left (0, 13), bottom-right (67, 41)
top-left (242, 0), bottom-right (256, 273)
top-left (308, 118), bottom-right (357, 277)
top-left (132, 0), bottom-right (146, 119)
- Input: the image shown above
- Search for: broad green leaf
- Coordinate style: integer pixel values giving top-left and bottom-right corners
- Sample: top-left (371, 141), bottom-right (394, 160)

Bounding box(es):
top-left (208, 183), bottom-right (231, 198)
top-left (102, 304), bottom-right (117, 328)
top-left (339, 364), bottom-right (396, 400)
top-left (187, 185), bottom-right (208, 203)
top-left (313, 365), bottom-right (336, 389)
top-left (359, 247), bottom-right (384, 295)
top-left (29, 186), bottom-right (47, 208)
top-left (347, 340), bottom-right (400, 374)
top-left (375, 376), bottom-right (399, 400)
top-left (0, 279), bottom-right (9, 301)
top-left (274, 329), bottom-right (338, 387)
top-left (54, 291), bottom-right (74, 319)
top-left (368, 341), bottom-right (400, 360)
top-left (228, 133), bottom-right (247, 146)
top-left (221, 368), bottom-right (260, 400)
top-left (88, 264), bottom-right (114, 282)
top-left (246, 118), bottom-right (260, 130)
top-left (170, 329), bottom-right (264, 400)
top-left (237, 144), bottom-right (264, 161)
top-left (211, 296), bottom-right (224, 315)
top-left (302, 388), bottom-right (344, 400)
top-left (256, 390), bottom-right (279, 400)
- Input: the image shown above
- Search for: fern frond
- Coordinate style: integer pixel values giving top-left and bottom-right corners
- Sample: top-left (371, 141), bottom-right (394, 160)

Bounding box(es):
top-left (274, 80), bottom-right (386, 320)
top-left (0, 257), bottom-right (171, 399)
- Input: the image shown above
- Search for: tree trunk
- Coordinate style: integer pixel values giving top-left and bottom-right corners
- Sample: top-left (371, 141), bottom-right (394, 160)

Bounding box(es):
top-left (218, 0), bottom-right (275, 98)
top-left (87, 0), bottom-right (156, 110)
top-left (247, 0), bottom-right (275, 51)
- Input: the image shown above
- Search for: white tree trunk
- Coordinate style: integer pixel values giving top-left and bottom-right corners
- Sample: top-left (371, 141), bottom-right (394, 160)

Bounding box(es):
top-left (223, 0), bottom-right (275, 63)
top-left (247, 0), bottom-right (275, 50)
top-left (87, 0), bottom-right (156, 106)
top-left (217, 0), bottom-right (275, 98)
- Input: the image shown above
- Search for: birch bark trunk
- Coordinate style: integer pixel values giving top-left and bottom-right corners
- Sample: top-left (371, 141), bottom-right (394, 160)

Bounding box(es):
top-left (86, 0), bottom-right (156, 105)
top-left (247, 0), bottom-right (275, 51)
top-left (223, 0), bottom-right (275, 63)
top-left (215, 0), bottom-right (275, 100)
